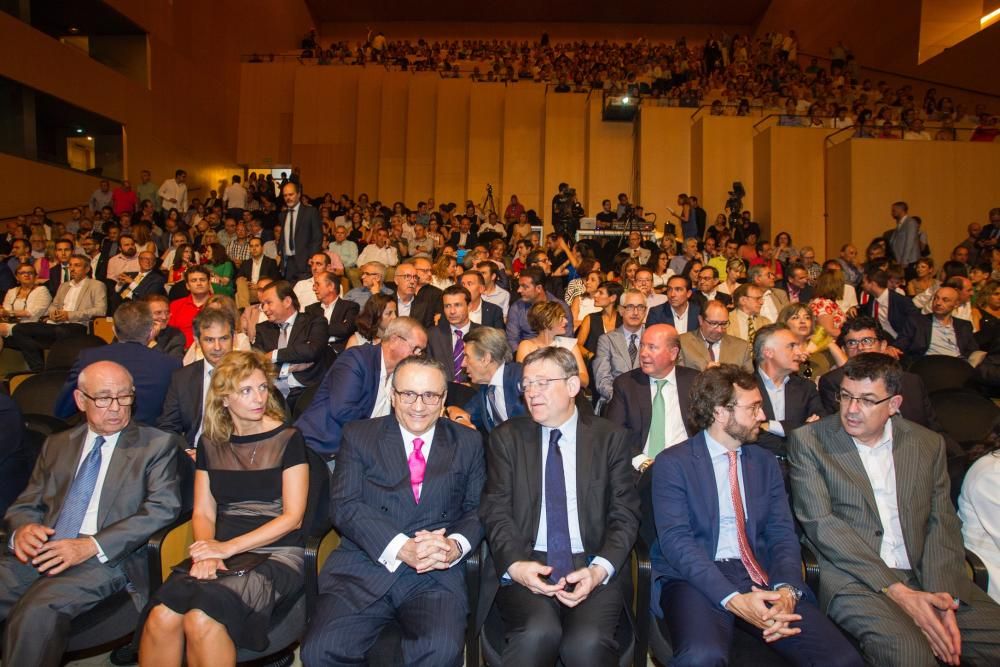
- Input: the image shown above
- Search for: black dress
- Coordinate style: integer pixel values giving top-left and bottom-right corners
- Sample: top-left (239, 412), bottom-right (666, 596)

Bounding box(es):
top-left (147, 425), bottom-right (307, 650)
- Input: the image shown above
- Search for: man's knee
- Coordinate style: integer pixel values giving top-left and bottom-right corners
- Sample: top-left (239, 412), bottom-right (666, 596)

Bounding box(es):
top-left (559, 625), bottom-right (620, 666)
top-left (858, 624), bottom-right (936, 667)
top-left (300, 618), bottom-right (365, 667)
top-left (505, 611), bottom-right (562, 657)
top-left (669, 638), bottom-right (729, 667)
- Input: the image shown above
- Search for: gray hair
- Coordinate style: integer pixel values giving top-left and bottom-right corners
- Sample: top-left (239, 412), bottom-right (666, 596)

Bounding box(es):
top-left (464, 326), bottom-right (513, 364)
top-left (113, 301), bottom-right (154, 343)
top-left (752, 323), bottom-right (791, 363)
top-left (382, 316), bottom-right (425, 342)
top-left (522, 346), bottom-right (578, 378)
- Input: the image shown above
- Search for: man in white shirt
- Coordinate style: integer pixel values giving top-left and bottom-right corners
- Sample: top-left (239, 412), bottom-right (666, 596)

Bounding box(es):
top-left (624, 231), bottom-right (651, 265)
top-left (634, 267), bottom-right (667, 311)
top-left (157, 169), bottom-right (188, 215)
top-left (748, 264), bottom-right (789, 323)
top-left (476, 261), bottom-right (510, 317)
top-left (105, 234), bottom-right (140, 283)
top-left (356, 228), bottom-right (399, 270)
top-left (294, 251), bottom-right (331, 311)
top-left (221, 174), bottom-right (248, 217)
top-left (789, 354), bottom-right (1000, 667)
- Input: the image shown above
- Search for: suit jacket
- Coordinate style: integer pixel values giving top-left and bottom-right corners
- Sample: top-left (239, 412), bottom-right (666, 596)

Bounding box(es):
top-left (692, 290), bottom-right (731, 312)
top-left (478, 413), bottom-right (640, 619)
top-left (400, 284), bottom-right (444, 330)
top-left (235, 255), bottom-right (281, 283)
top-left (786, 285), bottom-right (815, 304)
top-left (448, 230), bottom-right (478, 249)
top-left (475, 300), bottom-right (505, 329)
top-left (123, 270), bottom-right (167, 301)
top-left (295, 343), bottom-right (382, 456)
top-left (4, 421), bottom-right (182, 577)
top-left (677, 329), bottom-right (753, 373)
top-left (605, 366), bottom-right (698, 457)
top-left (426, 322), bottom-right (482, 381)
top-left (895, 313), bottom-right (978, 360)
top-left (646, 300), bottom-right (701, 330)
top-left (819, 366), bottom-right (941, 430)
top-left (280, 204), bottom-right (323, 280)
top-left (48, 278), bottom-right (107, 323)
top-left (858, 290), bottom-right (918, 343)
top-left (593, 327), bottom-right (643, 401)
top-left (788, 415), bottom-right (973, 609)
top-left (305, 298), bottom-right (360, 353)
top-left (46, 262), bottom-right (72, 296)
top-left (726, 309), bottom-right (771, 341)
top-left (54, 342), bottom-right (182, 424)
top-left (318, 415), bottom-right (485, 614)
top-left (156, 360), bottom-right (207, 448)
top-left (755, 372), bottom-right (826, 457)
top-left (762, 287), bottom-right (790, 315)
top-left (0, 393), bottom-right (28, 517)
top-left (649, 432), bottom-right (807, 615)
top-left (253, 312), bottom-right (330, 387)
top-left (463, 362), bottom-right (528, 434)
top-left (152, 325), bottom-right (186, 361)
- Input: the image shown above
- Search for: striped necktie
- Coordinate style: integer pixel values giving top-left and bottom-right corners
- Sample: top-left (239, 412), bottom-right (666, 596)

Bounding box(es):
top-left (52, 436), bottom-right (105, 540)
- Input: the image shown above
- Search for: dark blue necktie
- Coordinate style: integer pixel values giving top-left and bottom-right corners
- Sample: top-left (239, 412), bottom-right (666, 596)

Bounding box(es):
top-left (486, 384), bottom-right (501, 429)
top-left (52, 436), bottom-right (105, 540)
top-left (545, 428), bottom-right (574, 583)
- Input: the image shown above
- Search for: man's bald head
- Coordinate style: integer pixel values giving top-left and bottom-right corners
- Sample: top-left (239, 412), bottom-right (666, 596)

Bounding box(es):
top-left (75, 361), bottom-right (134, 436)
top-left (699, 300), bottom-right (731, 343)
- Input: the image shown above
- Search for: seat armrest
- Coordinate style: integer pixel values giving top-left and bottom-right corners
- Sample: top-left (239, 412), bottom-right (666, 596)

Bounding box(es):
top-left (966, 548), bottom-right (990, 592)
top-left (801, 542), bottom-right (821, 593)
top-left (633, 536), bottom-right (652, 667)
top-left (305, 527), bottom-right (340, 623)
top-left (464, 541), bottom-right (485, 667)
top-left (146, 511), bottom-right (193, 591)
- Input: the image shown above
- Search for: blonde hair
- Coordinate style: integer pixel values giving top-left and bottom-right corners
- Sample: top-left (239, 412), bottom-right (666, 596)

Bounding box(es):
top-left (202, 351), bottom-right (286, 445)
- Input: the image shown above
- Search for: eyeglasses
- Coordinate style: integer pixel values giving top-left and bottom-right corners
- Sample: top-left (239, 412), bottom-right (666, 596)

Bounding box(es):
top-left (78, 391), bottom-right (135, 408)
top-left (727, 401), bottom-right (764, 413)
top-left (843, 337), bottom-right (878, 348)
top-left (703, 319), bottom-right (729, 328)
top-left (396, 274), bottom-right (417, 281)
top-left (621, 304), bottom-right (647, 312)
top-left (836, 390), bottom-right (893, 410)
top-left (361, 271), bottom-right (381, 277)
top-left (392, 334), bottom-right (424, 356)
top-left (393, 389), bottom-right (445, 406)
top-left (517, 376), bottom-right (573, 393)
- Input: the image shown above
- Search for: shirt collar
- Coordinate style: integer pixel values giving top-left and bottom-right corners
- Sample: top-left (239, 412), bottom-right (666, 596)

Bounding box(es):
top-left (87, 427), bottom-right (122, 450)
top-left (704, 429), bottom-right (740, 459)
top-left (852, 418), bottom-right (893, 451)
top-left (281, 311), bottom-right (298, 329)
top-left (490, 362), bottom-right (506, 387)
top-left (649, 367), bottom-right (678, 384)
top-left (543, 407), bottom-right (579, 442)
top-left (400, 423), bottom-right (435, 448)
top-left (758, 368), bottom-right (790, 390)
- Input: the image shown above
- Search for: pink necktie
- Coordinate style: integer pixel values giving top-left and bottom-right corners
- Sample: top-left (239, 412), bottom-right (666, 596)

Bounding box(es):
top-left (728, 451), bottom-right (769, 586)
top-left (409, 437), bottom-right (426, 503)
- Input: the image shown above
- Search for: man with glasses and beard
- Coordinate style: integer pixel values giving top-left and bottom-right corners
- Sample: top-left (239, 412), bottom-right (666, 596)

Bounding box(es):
top-left (649, 364), bottom-right (862, 666)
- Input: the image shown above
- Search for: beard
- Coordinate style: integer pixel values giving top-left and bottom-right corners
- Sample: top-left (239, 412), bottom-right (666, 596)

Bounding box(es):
top-left (723, 418), bottom-right (761, 444)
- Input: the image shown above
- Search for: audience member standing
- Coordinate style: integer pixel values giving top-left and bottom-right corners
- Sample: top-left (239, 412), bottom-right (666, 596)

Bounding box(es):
top-left (157, 170), bottom-right (188, 216)
top-left (280, 182), bottom-right (323, 281)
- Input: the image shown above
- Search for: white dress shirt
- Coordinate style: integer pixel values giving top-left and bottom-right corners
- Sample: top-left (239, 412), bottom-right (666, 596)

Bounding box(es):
top-left (397, 295), bottom-right (414, 317)
top-left (377, 424), bottom-right (472, 572)
top-left (370, 353), bottom-right (392, 419)
top-left (853, 421), bottom-right (911, 569)
top-left (634, 369), bottom-right (687, 469)
top-left (758, 370), bottom-right (789, 436)
top-left (760, 289), bottom-right (780, 323)
top-left (78, 429), bottom-right (121, 562)
top-left (294, 278), bottom-right (318, 311)
top-left (488, 363), bottom-right (509, 422)
top-left (671, 305), bottom-right (691, 334)
top-left (192, 361), bottom-right (215, 447)
top-left (61, 279), bottom-right (87, 314)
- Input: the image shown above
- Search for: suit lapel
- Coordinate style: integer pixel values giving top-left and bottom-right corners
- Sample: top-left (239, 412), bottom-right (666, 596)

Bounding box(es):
top-left (827, 423), bottom-right (880, 517)
top-left (637, 372), bottom-right (652, 442)
top-left (575, 414), bottom-right (595, 541)
top-left (691, 434), bottom-right (722, 554)
top-left (378, 419), bottom-right (412, 499)
top-left (53, 425), bottom-right (90, 518)
top-left (890, 417), bottom-right (917, 512)
top-left (525, 420), bottom-right (544, 540)
top-left (97, 423), bottom-right (140, 527)
top-left (419, 421), bottom-right (455, 506)
top-left (757, 376), bottom-right (777, 421)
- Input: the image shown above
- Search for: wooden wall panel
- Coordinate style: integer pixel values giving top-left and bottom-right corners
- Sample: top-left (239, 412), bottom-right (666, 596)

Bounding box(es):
top-left (639, 107), bottom-right (692, 223)
top-left (824, 140), bottom-right (853, 258)
top-left (377, 72), bottom-right (410, 204)
top-left (434, 78), bottom-right (472, 206)
top-left (292, 67), bottom-right (359, 194)
top-left (502, 84), bottom-right (546, 216)
top-left (543, 92), bottom-right (588, 222)
top-left (690, 116), bottom-right (756, 225)
top-left (403, 74), bottom-right (438, 205)
top-left (236, 62), bottom-right (296, 167)
top-left (467, 84), bottom-right (506, 214)
top-left (585, 95), bottom-right (635, 217)
top-left (353, 69), bottom-right (383, 199)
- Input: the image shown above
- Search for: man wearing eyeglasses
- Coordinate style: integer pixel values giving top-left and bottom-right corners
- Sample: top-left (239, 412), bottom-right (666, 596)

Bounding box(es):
top-left (344, 261), bottom-right (394, 308)
top-left (479, 346), bottom-right (640, 666)
top-left (789, 354), bottom-right (1000, 667)
top-left (678, 300), bottom-right (753, 372)
top-left (594, 289), bottom-right (647, 402)
top-left (727, 284), bottom-right (771, 343)
top-left (0, 360), bottom-right (182, 666)
top-left (302, 356), bottom-right (484, 666)
top-left (296, 316), bottom-right (428, 462)
top-left (649, 365), bottom-right (863, 667)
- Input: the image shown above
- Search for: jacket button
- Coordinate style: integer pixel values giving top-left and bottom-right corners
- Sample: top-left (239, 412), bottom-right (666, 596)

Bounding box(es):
top-left (381, 506), bottom-right (388, 512)
top-left (874, 530), bottom-right (883, 536)
top-left (440, 512), bottom-right (448, 518)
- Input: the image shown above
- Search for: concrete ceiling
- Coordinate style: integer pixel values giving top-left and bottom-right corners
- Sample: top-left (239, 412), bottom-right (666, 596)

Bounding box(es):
top-left (304, 0), bottom-right (772, 26)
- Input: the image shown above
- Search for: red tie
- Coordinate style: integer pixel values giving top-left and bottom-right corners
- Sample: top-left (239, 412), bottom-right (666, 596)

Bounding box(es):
top-left (873, 301), bottom-right (880, 321)
top-left (728, 451), bottom-right (768, 586)
top-left (409, 437), bottom-right (426, 503)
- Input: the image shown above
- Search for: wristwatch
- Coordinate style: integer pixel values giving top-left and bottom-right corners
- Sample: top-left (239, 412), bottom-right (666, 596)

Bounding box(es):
top-left (638, 459), bottom-right (654, 474)
top-left (774, 583), bottom-right (803, 601)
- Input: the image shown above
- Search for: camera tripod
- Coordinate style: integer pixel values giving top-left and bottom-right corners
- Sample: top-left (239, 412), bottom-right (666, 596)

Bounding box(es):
top-left (480, 185), bottom-right (497, 218)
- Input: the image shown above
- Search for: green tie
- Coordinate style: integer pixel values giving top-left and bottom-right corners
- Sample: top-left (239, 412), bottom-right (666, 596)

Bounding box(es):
top-left (649, 379), bottom-right (668, 457)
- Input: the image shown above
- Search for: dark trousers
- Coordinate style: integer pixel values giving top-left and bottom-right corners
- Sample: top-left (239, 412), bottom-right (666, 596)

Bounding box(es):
top-left (496, 553), bottom-right (625, 667)
top-left (5, 322), bottom-right (87, 371)
top-left (0, 554), bottom-right (128, 667)
top-left (660, 560), bottom-right (863, 667)
top-left (300, 571), bottom-right (466, 667)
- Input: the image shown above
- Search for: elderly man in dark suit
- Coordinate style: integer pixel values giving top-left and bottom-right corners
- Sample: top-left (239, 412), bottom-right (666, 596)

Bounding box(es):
top-left (790, 354), bottom-right (1000, 666)
top-left (395, 261), bottom-right (444, 331)
top-left (479, 346), bottom-right (640, 667)
top-left (53, 300), bottom-right (181, 424)
top-left (651, 365), bottom-right (863, 666)
top-left (461, 326), bottom-right (527, 434)
top-left (301, 357), bottom-right (485, 666)
top-left (0, 361), bottom-right (182, 667)
top-left (304, 270), bottom-right (359, 355)
top-left (295, 317), bottom-right (428, 461)
top-left (279, 181), bottom-right (323, 281)
top-left (895, 286), bottom-right (978, 361)
top-left (752, 324), bottom-right (825, 458)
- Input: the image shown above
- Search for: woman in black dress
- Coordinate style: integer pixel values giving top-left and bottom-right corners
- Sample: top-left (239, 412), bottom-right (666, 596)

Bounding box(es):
top-left (139, 351), bottom-right (308, 666)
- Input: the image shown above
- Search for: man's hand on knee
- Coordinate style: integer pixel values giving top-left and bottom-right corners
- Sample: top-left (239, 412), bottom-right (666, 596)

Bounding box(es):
top-left (32, 537), bottom-right (98, 575)
top-left (508, 561), bottom-right (566, 596)
top-left (12, 523), bottom-right (54, 563)
top-left (886, 583), bottom-right (961, 665)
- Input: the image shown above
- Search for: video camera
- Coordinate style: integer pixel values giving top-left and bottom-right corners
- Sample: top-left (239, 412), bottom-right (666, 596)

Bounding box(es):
top-left (725, 181), bottom-right (746, 228)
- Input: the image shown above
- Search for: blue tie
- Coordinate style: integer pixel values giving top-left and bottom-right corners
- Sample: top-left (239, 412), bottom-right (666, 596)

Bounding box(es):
top-left (486, 384), bottom-right (501, 429)
top-left (52, 435), bottom-right (105, 540)
top-left (544, 428), bottom-right (574, 583)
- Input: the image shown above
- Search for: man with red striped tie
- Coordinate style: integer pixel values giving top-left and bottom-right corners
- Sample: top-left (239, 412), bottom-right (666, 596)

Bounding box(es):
top-left (648, 364), bottom-right (863, 666)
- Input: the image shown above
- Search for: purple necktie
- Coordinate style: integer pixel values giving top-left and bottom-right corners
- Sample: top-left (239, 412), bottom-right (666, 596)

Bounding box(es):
top-left (409, 437), bottom-right (426, 503)
top-left (453, 329), bottom-right (465, 381)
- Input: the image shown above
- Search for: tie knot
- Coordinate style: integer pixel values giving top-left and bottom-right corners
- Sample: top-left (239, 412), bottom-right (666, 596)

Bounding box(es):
top-left (93, 435), bottom-right (106, 449)
top-left (281, 321), bottom-right (290, 331)
top-left (727, 450), bottom-right (738, 464)
top-left (413, 437), bottom-right (424, 452)
top-left (630, 334), bottom-right (637, 343)
top-left (454, 329), bottom-right (463, 339)
top-left (655, 379), bottom-right (668, 392)
top-left (549, 429), bottom-right (562, 448)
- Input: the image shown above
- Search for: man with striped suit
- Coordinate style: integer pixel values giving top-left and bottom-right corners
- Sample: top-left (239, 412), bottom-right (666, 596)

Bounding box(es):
top-left (301, 357), bottom-right (485, 666)
top-left (789, 354), bottom-right (1000, 666)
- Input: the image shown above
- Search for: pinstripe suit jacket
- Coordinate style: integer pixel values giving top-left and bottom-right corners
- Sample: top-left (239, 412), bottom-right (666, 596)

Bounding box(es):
top-left (788, 414), bottom-right (971, 610)
top-left (317, 415), bottom-right (486, 615)
top-left (593, 327), bottom-right (642, 401)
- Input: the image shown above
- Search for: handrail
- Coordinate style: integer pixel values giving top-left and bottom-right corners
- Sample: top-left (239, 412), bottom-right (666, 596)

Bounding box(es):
top-left (752, 112), bottom-right (842, 133)
top-left (0, 186), bottom-right (204, 224)
top-left (823, 122), bottom-right (978, 148)
top-left (689, 103), bottom-right (768, 122)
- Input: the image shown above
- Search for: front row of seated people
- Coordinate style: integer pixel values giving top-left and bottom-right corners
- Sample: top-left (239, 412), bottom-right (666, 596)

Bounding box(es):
top-left (2, 342), bottom-right (1000, 666)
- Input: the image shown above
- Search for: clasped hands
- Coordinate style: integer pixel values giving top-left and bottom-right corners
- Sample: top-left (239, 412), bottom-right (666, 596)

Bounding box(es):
top-left (726, 586), bottom-right (802, 643)
top-left (508, 560), bottom-right (607, 608)
top-left (13, 524), bottom-right (98, 576)
top-left (398, 528), bottom-right (461, 574)
top-left (188, 538), bottom-right (236, 580)
top-left (886, 582), bottom-right (962, 665)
